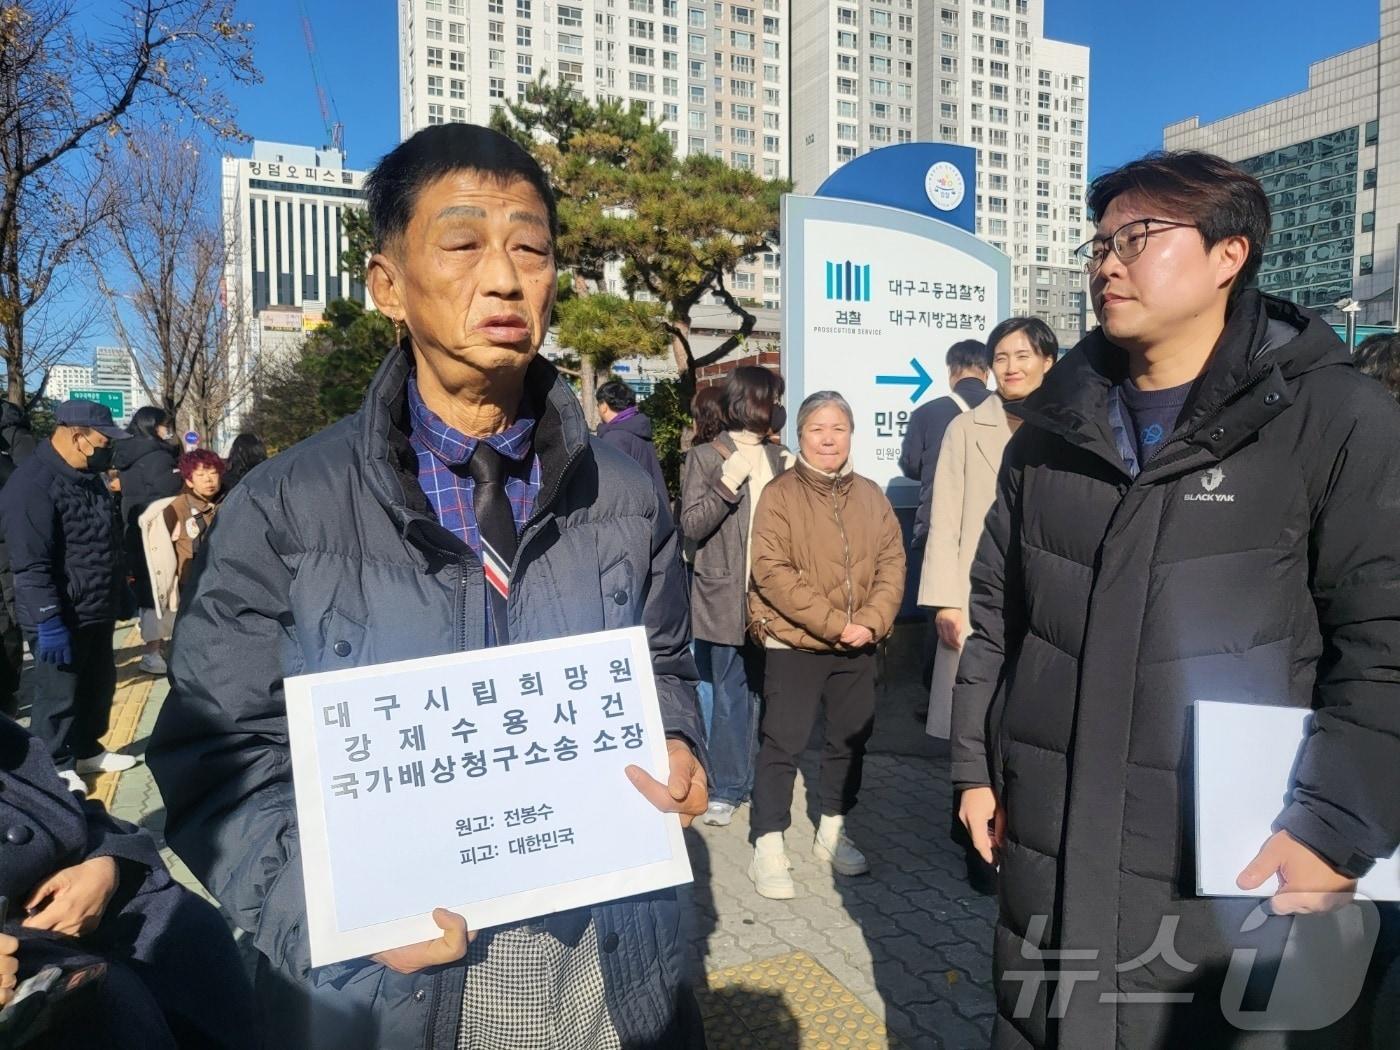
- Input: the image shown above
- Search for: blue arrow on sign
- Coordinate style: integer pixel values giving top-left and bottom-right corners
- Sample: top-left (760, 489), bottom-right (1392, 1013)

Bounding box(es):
top-left (876, 359), bottom-right (934, 403)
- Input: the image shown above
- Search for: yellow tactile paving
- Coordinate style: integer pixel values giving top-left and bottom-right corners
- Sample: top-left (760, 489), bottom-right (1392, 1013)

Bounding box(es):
top-left (699, 950), bottom-right (897, 1049)
top-left (82, 624), bottom-right (156, 808)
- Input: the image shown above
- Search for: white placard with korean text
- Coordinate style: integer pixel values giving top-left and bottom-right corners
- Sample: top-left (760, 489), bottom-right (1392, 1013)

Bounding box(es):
top-left (285, 627), bottom-right (693, 967)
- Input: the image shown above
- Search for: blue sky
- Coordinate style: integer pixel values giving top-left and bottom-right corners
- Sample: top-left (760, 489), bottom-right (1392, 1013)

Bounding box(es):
top-left (226, 0), bottom-right (1382, 176)
top-left (1043, 0), bottom-right (1379, 177)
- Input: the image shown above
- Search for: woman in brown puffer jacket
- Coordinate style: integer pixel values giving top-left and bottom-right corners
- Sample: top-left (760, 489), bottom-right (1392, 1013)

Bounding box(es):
top-left (745, 390), bottom-right (906, 900)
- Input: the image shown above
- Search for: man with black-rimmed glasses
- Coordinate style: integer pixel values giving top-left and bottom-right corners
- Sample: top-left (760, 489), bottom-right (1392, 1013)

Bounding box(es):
top-left (950, 150), bottom-right (1400, 1047)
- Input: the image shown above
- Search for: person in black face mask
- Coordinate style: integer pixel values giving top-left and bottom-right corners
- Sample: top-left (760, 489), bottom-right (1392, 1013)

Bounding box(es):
top-left (0, 400), bottom-right (138, 789)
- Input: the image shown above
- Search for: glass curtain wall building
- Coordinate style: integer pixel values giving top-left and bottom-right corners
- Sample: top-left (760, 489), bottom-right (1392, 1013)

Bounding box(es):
top-left (1165, 0), bottom-right (1398, 328)
top-left (1237, 124), bottom-right (1375, 312)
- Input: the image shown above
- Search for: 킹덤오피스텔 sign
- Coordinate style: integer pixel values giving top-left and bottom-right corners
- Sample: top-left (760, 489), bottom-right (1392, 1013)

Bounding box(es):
top-left (285, 626), bottom-right (693, 967)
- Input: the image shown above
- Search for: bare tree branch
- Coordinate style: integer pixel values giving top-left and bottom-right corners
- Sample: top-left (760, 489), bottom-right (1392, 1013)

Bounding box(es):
top-left (0, 0), bottom-right (257, 400)
top-left (90, 128), bottom-right (249, 442)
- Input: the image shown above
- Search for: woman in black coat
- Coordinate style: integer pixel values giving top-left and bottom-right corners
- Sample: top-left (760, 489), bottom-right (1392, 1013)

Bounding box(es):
top-left (0, 715), bottom-right (256, 1047)
top-left (112, 407), bottom-right (182, 675)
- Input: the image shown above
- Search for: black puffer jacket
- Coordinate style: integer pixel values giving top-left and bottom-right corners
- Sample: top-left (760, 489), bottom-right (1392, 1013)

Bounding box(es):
top-left (953, 292), bottom-right (1400, 1048)
top-left (114, 435), bottom-right (182, 606)
top-left (149, 349), bottom-right (705, 1050)
top-left (114, 435), bottom-right (181, 524)
top-left (0, 442), bottom-right (124, 630)
top-left (0, 401), bottom-right (36, 488)
top-left (0, 401), bottom-right (36, 633)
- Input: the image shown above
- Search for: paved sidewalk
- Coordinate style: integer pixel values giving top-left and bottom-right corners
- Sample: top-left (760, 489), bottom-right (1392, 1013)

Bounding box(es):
top-left (98, 625), bottom-right (999, 1048)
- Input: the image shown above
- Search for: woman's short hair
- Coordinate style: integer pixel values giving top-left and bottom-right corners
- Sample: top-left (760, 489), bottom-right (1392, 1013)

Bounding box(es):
top-left (796, 390), bottom-right (854, 433)
top-left (127, 405), bottom-right (171, 440)
top-left (986, 316), bottom-right (1059, 360)
top-left (723, 366), bottom-right (785, 435)
top-left (179, 449), bottom-right (226, 481)
top-left (364, 123), bottom-right (558, 253)
top-left (690, 385), bottom-right (728, 445)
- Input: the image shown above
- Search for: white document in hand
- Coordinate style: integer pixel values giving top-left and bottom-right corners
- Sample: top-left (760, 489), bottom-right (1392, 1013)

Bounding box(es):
top-left (1194, 700), bottom-right (1400, 900)
top-left (285, 626), bottom-right (694, 967)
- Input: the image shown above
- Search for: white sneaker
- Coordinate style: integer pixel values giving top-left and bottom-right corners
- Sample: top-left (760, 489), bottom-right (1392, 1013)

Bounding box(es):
top-left (138, 652), bottom-right (168, 675)
top-left (702, 802), bottom-right (735, 826)
top-left (75, 751), bottom-right (140, 775)
top-left (813, 830), bottom-right (870, 876)
top-left (58, 769), bottom-right (87, 795)
top-left (749, 842), bottom-right (796, 900)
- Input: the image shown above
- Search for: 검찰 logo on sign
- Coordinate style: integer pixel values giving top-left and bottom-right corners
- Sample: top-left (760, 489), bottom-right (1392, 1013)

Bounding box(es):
top-left (924, 162), bottom-right (966, 212)
top-left (825, 260), bottom-right (872, 302)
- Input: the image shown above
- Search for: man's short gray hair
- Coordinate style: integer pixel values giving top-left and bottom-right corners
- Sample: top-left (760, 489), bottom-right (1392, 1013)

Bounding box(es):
top-left (796, 390), bottom-right (854, 433)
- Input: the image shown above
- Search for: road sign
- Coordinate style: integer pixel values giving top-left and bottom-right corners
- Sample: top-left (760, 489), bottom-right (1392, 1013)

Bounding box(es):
top-left (68, 389), bottom-right (125, 418)
top-left (184, 430), bottom-right (200, 449)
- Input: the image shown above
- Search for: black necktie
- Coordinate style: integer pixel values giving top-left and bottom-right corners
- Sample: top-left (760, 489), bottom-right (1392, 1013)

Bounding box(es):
top-left (468, 443), bottom-right (517, 642)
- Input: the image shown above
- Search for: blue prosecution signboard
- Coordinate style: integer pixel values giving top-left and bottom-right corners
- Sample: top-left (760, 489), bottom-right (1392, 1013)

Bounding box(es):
top-left (782, 194), bottom-right (1010, 508)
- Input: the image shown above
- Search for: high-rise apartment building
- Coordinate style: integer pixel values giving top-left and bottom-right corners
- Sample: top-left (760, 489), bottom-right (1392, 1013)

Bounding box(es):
top-left (43, 364), bottom-right (93, 404)
top-left (220, 140), bottom-right (369, 439)
top-left (1165, 0), bottom-right (1398, 328)
top-left (398, 0), bottom-right (788, 308)
top-left (791, 0), bottom-right (1090, 346)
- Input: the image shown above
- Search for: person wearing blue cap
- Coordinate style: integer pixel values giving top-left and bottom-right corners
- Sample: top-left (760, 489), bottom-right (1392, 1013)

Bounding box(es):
top-left (0, 399), bottom-right (139, 790)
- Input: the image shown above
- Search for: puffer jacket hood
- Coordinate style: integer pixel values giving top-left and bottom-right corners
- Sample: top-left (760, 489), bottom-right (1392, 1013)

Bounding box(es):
top-left (112, 433), bottom-right (174, 472)
top-left (1013, 291), bottom-right (1347, 465)
top-left (598, 408), bottom-right (655, 442)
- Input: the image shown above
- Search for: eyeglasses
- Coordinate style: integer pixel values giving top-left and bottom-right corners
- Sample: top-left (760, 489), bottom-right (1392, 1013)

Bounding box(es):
top-left (1073, 218), bottom-right (1197, 274)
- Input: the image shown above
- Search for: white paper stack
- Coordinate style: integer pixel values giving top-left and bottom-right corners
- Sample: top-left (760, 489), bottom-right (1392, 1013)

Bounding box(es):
top-left (1194, 700), bottom-right (1399, 901)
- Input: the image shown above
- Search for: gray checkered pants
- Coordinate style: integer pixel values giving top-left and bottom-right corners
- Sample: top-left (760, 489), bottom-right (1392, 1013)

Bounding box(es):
top-left (456, 919), bottom-right (622, 1049)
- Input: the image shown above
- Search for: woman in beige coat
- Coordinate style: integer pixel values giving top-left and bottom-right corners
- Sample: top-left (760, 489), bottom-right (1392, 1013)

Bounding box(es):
top-left (918, 317), bottom-right (1056, 895)
top-left (920, 317), bottom-right (1059, 736)
top-left (918, 320), bottom-right (1052, 896)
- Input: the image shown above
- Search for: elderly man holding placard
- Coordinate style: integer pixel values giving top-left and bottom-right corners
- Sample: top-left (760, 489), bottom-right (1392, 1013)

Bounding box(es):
top-left (149, 124), bottom-right (708, 1050)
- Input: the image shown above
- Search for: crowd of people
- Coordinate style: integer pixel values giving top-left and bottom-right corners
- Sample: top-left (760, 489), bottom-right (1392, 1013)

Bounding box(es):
top-left (0, 119), bottom-right (1394, 1049)
top-left (0, 405), bottom-right (266, 1044)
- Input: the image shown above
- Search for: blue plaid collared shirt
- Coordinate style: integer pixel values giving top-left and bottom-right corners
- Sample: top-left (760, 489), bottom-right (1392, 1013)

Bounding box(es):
top-left (407, 375), bottom-right (541, 641)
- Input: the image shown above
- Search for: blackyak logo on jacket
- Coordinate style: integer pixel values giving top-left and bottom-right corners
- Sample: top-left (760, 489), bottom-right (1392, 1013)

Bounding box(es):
top-left (1184, 466), bottom-right (1234, 503)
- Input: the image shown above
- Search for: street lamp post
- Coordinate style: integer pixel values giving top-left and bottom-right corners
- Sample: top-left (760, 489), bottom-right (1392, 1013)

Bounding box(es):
top-left (1335, 297), bottom-right (1362, 351)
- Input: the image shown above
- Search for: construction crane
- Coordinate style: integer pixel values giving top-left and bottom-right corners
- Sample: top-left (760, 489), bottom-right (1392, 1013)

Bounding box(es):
top-left (298, 0), bottom-right (345, 154)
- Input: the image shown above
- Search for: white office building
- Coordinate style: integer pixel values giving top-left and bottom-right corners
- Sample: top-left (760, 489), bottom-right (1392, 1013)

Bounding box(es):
top-left (220, 140), bottom-right (370, 438)
top-left (1164, 0), bottom-right (1398, 328)
top-left (397, 0), bottom-right (788, 307)
top-left (43, 364), bottom-right (93, 404)
top-left (791, 0), bottom-right (1090, 346)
